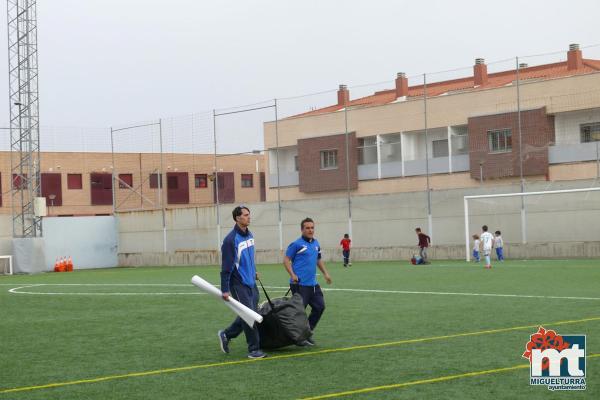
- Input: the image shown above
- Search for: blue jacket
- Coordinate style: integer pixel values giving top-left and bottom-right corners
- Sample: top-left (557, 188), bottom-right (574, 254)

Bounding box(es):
top-left (220, 225), bottom-right (256, 293)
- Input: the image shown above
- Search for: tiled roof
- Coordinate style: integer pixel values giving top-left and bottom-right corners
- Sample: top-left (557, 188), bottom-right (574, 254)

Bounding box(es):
top-left (291, 59), bottom-right (600, 118)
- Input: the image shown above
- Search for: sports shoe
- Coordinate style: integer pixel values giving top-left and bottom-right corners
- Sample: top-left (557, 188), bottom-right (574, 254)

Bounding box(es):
top-left (247, 350), bottom-right (267, 359)
top-left (348, 263), bottom-right (352, 266)
top-left (218, 330), bottom-right (229, 354)
top-left (297, 337), bottom-right (315, 346)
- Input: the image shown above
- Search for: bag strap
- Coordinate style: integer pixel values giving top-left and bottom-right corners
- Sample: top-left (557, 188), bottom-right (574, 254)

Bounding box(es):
top-left (256, 277), bottom-right (274, 309)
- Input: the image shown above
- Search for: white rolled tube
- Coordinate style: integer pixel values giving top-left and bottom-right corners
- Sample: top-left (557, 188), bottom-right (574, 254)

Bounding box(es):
top-left (191, 275), bottom-right (263, 326)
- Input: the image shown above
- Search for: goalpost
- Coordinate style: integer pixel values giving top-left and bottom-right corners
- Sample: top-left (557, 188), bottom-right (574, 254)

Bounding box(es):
top-left (464, 186), bottom-right (600, 262)
top-left (0, 255), bottom-right (13, 275)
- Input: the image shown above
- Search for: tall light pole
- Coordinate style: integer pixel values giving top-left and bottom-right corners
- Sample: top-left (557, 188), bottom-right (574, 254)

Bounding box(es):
top-left (7, 0), bottom-right (42, 237)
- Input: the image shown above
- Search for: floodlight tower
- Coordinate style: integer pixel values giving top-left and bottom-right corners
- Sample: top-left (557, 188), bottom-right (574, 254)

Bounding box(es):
top-left (6, 0), bottom-right (42, 237)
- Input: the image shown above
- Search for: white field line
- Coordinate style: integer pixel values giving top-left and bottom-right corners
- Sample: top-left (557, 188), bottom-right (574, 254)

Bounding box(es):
top-left (7, 283), bottom-right (208, 296)
top-left (4, 283), bottom-right (600, 301)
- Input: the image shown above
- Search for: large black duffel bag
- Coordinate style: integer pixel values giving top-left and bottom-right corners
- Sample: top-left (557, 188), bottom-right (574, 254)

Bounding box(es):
top-left (256, 280), bottom-right (311, 349)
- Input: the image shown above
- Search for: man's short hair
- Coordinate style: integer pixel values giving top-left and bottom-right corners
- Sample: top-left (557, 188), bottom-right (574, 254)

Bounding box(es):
top-left (232, 206), bottom-right (250, 221)
top-left (415, 227), bottom-right (421, 232)
top-left (344, 233), bottom-right (349, 238)
top-left (495, 230), bottom-right (501, 235)
top-left (482, 225), bottom-right (488, 232)
top-left (301, 217), bottom-right (314, 229)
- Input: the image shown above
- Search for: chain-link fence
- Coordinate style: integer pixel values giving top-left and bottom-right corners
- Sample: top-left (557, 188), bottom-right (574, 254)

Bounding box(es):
top-left (7, 43), bottom-right (600, 260)
top-left (116, 43), bottom-right (600, 259)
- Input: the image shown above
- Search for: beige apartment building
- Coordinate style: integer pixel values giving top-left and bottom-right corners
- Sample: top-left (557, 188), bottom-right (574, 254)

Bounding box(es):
top-left (1, 151), bottom-right (266, 215)
top-left (263, 44), bottom-right (600, 201)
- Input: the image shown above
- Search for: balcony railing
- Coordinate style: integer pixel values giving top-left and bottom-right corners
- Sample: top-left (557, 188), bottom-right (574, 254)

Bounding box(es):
top-left (548, 142), bottom-right (600, 164)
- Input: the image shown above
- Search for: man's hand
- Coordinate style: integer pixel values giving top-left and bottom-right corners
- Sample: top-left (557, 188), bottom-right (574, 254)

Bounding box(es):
top-left (291, 273), bottom-right (299, 284)
top-left (255, 271), bottom-right (261, 280)
top-left (324, 273), bottom-right (332, 285)
top-left (222, 292), bottom-right (230, 301)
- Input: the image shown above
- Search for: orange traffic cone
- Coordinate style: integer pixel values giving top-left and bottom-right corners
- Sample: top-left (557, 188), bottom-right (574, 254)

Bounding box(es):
top-left (58, 257), bottom-right (66, 272)
top-left (54, 257), bottom-right (60, 272)
top-left (67, 256), bottom-right (73, 272)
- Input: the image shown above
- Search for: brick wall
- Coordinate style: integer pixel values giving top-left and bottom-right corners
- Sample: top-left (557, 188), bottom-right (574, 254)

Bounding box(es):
top-left (468, 107), bottom-right (555, 180)
top-left (298, 133), bottom-right (358, 193)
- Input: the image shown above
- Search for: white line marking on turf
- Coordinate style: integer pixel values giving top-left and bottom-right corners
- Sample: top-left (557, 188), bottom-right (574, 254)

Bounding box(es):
top-left (5, 284), bottom-right (600, 301)
top-left (317, 287), bottom-right (600, 301)
top-left (7, 283), bottom-right (207, 296)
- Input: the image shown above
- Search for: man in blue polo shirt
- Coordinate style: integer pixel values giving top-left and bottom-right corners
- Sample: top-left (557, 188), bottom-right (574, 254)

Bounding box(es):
top-left (284, 217), bottom-right (332, 346)
top-left (217, 206), bottom-right (266, 359)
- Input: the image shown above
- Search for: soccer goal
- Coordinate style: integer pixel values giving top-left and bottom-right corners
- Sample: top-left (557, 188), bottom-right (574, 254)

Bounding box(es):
top-left (464, 186), bottom-right (600, 261)
top-left (0, 255), bottom-right (13, 275)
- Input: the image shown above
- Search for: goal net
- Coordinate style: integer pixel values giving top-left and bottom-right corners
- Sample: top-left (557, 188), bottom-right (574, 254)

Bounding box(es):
top-left (464, 186), bottom-right (600, 261)
top-left (0, 256), bottom-right (13, 275)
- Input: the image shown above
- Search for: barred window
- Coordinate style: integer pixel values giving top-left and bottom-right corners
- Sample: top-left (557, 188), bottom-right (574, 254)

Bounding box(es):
top-left (488, 129), bottom-right (512, 153)
top-left (241, 174), bottom-right (253, 188)
top-left (194, 174), bottom-right (208, 188)
top-left (580, 122), bottom-right (600, 143)
top-left (320, 150), bottom-right (338, 170)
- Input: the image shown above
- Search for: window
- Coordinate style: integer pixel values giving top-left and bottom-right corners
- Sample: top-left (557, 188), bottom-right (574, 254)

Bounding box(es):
top-left (118, 174), bottom-right (133, 189)
top-left (149, 173), bottom-right (162, 189)
top-left (294, 156), bottom-right (299, 172)
top-left (195, 174), bottom-right (208, 188)
top-left (67, 174), bottom-right (82, 189)
top-left (581, 122), bottom-right (600, 143)
top-left (451, 130), bottom-right (469, 155)
top-left (358, 137), bottom-right (378, 165)
top-left (12, 173), bottom-right (27, 189)
top-left (487, 129), bottom-right (512, 153)
top-left (379, 134), bottom-right (402, 163)
top-left (432, 139), bottom-right (449, 158)
top-left (320, 150), bottom-right (338, 170)
top-left (241, 174), bottom-right (253, 188)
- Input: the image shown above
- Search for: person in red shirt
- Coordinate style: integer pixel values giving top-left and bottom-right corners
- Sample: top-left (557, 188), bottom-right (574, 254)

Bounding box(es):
top-left (415, 227), bottom-right (431, 264)
top-left (340, 234), bottom-right (352, 267)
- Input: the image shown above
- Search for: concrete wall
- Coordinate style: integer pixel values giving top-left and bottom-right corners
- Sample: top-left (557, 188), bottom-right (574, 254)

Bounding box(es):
top-left (0, 215), bottom-right (118, 273)
top-left (43, 216), bottom-right (118, 270)
top-left (117, 178), bottom-right (600, 265)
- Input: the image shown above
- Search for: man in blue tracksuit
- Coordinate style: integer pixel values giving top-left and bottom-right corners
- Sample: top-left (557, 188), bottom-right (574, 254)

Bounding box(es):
top-left (217, 206), bottom-right (266, 359)
top-left (284, 217), bottom-right (332, 346)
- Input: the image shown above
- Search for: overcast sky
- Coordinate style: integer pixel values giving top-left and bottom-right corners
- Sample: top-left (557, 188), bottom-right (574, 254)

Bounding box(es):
top-left (0, 0), bottom-right (599, 153)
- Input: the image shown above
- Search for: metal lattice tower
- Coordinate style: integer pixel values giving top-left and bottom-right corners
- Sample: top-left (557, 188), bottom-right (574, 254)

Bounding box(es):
top-left (6, 0), bottom-right (41, 237)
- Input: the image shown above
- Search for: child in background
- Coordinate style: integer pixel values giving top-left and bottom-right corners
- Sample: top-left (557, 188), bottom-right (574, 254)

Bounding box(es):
top-left (340, 233), bottom-right (352, 267)
top-left (480, 225), bottom-right (494, 269)
top-left (494, 230), bottom-right (504, 261)
top-left (415, 227), bottom-right (431, 264)
top-left (472, 234), bottom-right (481, 262)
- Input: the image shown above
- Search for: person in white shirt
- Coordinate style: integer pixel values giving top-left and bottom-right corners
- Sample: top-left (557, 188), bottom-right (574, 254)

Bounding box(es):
top-left (472, 234), bottom-right (481, 262)
top-left (480, 225), bottom-right (494, 269)
top-left (494, 230), bottom-right (504, 261)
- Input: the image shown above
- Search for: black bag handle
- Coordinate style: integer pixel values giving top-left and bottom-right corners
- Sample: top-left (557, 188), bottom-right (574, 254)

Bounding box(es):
top-left (256, 277), bottom-right (274, 309)
top-left (257, 277), bottom-right (293, 308)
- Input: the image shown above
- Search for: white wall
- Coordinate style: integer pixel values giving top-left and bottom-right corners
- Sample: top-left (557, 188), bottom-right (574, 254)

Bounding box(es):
top-left (269, 147), bottom-right (297, 173)
top-left (554, 108), bottom-right (600, 144)
top-left (43, 216), bottom-right (118, 270)
top-left (403, 127), bottom-right (447, 160)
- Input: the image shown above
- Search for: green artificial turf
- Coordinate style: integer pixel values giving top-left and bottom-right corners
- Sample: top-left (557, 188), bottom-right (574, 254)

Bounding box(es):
top-left (0, 259), bottom-right (599, 399)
